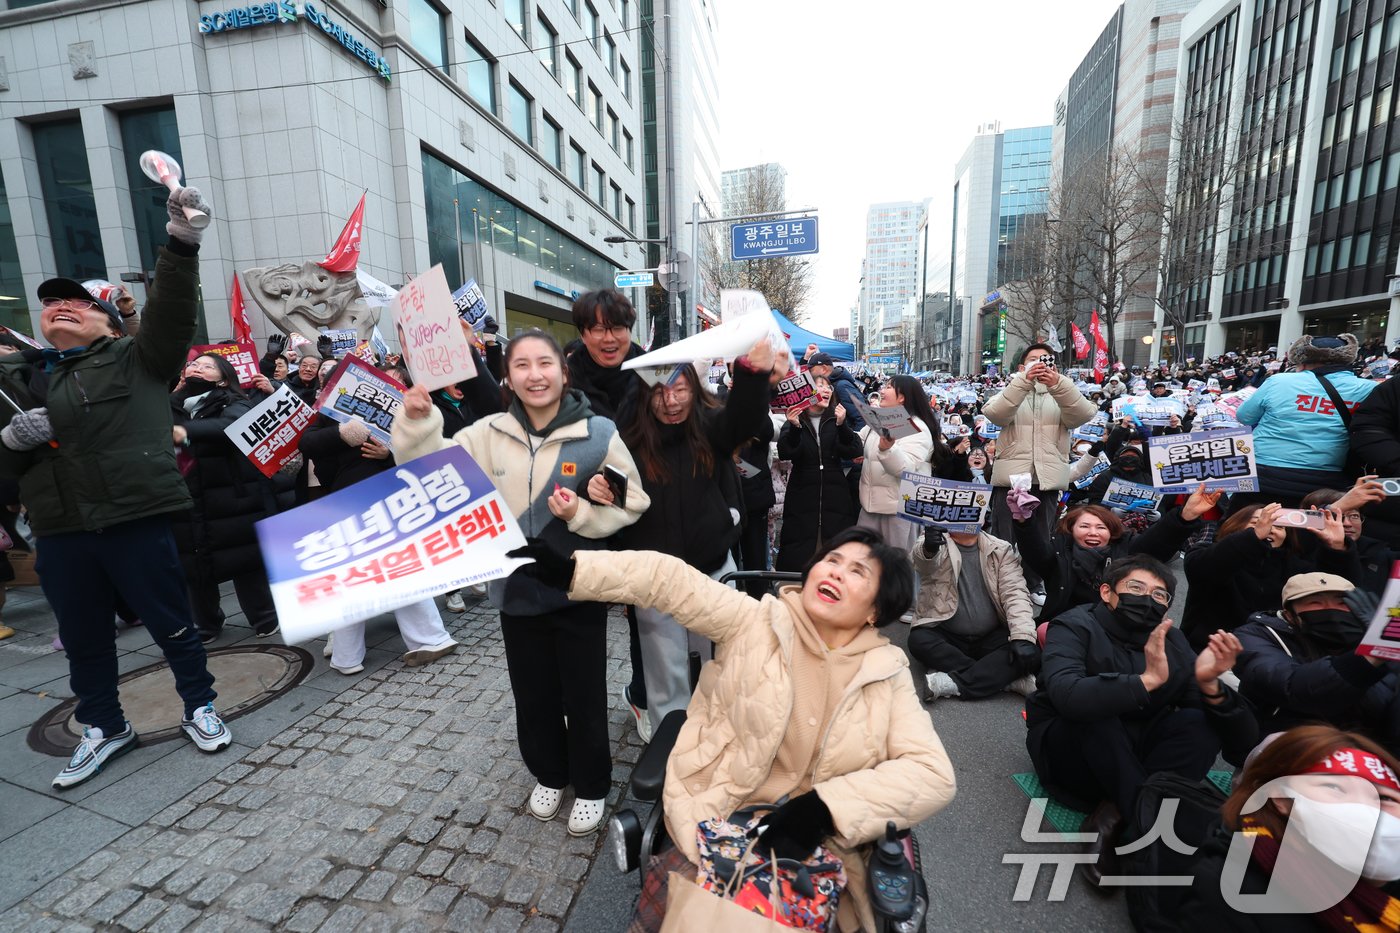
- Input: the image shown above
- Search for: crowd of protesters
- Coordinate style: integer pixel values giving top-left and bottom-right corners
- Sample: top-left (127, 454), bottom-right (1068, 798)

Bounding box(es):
top-left (7, 184), bottom-right (1400, 929)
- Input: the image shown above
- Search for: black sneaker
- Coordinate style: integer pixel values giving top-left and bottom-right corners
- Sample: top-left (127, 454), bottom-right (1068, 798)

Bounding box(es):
top-left (198, 627), bottom-right (221, 645)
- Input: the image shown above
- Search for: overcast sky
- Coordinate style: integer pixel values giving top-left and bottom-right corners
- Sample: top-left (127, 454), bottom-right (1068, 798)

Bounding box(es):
top-left (713, 0), bottom-right (1125, 338)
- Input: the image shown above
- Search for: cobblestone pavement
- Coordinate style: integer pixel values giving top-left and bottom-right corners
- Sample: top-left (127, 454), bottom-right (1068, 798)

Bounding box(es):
top-left (5, 599), bottom-right (643, 933)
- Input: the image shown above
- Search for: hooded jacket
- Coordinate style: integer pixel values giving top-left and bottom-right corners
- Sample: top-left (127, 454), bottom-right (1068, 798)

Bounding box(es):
top-left (0, 242), bottom-right (199, 535)
top-left (910, 530), bottom-right (1037, 643)
top-left (981, 372), bottom-right (1098, 489)
top-left (393, 388), bottom-right (649, 616)
top-left (1234, 611), bottom-right (1400, 752)
top-left (568, 549), bottom-right (957, 933)
top-left (856, 417), bottom-right (935, 515)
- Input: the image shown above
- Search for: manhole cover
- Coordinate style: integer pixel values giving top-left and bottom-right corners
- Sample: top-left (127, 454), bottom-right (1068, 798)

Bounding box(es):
top-left (28, 644), bottom-right (315, 756)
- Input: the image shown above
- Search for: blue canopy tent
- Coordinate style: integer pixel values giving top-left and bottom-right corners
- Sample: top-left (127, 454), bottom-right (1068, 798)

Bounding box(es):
top-left (770, 310), bottom-right (856, 361)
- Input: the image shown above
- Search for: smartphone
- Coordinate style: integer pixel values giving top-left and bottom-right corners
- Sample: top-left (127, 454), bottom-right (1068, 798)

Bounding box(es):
top-left (1272, 508), bottom-right (1327, 530)
top-left (603, 465), bottom-right (628, 507)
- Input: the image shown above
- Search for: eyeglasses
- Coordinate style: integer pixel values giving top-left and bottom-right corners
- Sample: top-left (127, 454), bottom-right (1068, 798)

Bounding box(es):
top-left (1341, 511), bottom-right (1364, 523)
top-left (584, 323), bottom-right (631, 339)
top-left (41, 297), bottom-right (98, 312)
top-left (657, 382), bottom-right (692, 401)
top-left (1118, 580), bottom-right (1173, 606)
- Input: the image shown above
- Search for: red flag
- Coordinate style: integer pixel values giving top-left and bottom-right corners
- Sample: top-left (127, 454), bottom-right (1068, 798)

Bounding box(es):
top-left (319, 192), bottom-right (366, 273)
top-left (230, 273), bottom-right (253, 345)
top-left (1070, 322), bottom-right (1089, 360)
top-left (1090, 309), bottom-right (1108, 384)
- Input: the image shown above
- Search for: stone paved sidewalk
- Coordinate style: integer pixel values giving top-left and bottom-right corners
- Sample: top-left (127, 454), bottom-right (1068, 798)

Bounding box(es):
top-left (5, 600), bottom-right (642, 932)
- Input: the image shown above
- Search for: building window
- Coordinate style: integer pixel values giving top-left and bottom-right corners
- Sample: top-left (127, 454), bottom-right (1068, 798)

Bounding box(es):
top-left (593, 164), bottom-right (605, 205)
top-left (118, 107), bottom-right (193, 290)
top-left (586, 2), bottom-right (600, 51)
top-left (611, 182), bottom-right (622, 219)
top-left (537, 12), bottom-right (558, 76)
top-left (566, 0), bottom-right (579, 19)
top-left (34, 120), bottom-right (107, 280)
top-left (605, 33), bottom-right (617, 77)
top-left (620, 0), bottom-right (629, 29)
top-left (624, 129), bottom-right (634, 168)
top-left (589, 83), bottom-right (602, 130)
top-left (570, 143), bottom-right (586, 189)
top-left (408, 0), bottom-right (449, 74)
top-left (621, 60), bottom-right (631, 101)
top-left (464, 34), bottom-right (496, 113)
top-left (567, 53), bottom-right (582, 108)
top-left (0, 160), bottom-right (24, 336)
top-left (508, 81), bottom-right (533, 145)
top-left (504, 0), bottom-right (528, 43)
top-left (626, 197), bottom-right (636, 232)
top-left (544, 114), bottom-right (563, 169)
top-left (608, 109), bottom-right (619, 150)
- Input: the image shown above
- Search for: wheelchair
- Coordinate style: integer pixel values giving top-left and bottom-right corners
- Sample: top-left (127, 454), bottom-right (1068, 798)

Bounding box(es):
top-left (606, 570), bottom-right (930, 932)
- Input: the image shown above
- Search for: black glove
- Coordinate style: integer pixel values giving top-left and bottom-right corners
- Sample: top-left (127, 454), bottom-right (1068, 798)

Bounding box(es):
top-left (750, 791), bottom-right (835, 862)
top-left (922, 525), bottom-right (943, 557)
top-left (1345, 587), bottom-right (1380, 627)
top-left (267, 333), bottom-right (287, 357)
top-left (481, 315), bottom-right (500, 335)
top-left (317, 334), bottom-right (334, 360)
top-left (1006, 640), bottom-right (1041, 676)
top-left (505, 537), bottom-right (577, 591)
top-left (1088, 441), bottom-right (1106, 458)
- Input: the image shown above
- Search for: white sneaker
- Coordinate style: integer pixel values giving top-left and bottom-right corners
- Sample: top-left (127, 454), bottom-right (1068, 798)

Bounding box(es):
top-left (53, 722), bottom-right (138, 788)
top-left (568, 797), bottom-right (606, 836)
top-left (402, 639), bottom-right (458, 667)
top-left (180, 703), bottom-right (232, 753)
top-left (924, 671), bottom-right (961, 700)
top-left (445, 591), bottom-right (466, 613)
top-left (467, 583), bottom-right (487, 598)
top-left (623, 685), bottom-right (652, 743)
top-left (529, 783), bottom-right (563, 821)
top-left (330, 662), bottom-right (364, 675)
top-left (323, 634), bottom-right (333, 659)
top-left (1006, 675), bottom-right (1037, 697)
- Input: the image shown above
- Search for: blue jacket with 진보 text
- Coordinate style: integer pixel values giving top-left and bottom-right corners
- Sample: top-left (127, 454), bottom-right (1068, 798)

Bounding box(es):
top-left (1235, 366), bottom-right (1375, 471)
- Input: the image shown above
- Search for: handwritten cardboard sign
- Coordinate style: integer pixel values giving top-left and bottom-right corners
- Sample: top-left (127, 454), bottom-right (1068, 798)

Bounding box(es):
top-left (393, 264), bottom-right (476, 392)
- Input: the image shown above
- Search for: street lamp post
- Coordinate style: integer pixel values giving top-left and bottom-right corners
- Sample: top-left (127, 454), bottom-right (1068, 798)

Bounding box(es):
top-left (604, 234), bottom-right (675, 345)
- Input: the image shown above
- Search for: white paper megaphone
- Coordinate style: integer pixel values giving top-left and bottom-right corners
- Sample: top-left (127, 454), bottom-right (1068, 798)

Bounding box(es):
top-left (139, 150), bottom-right (209, 230)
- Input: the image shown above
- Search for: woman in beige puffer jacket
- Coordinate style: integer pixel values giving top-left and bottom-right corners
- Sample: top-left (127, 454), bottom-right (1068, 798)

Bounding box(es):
top-left (565, 527), bottom-right (957, 932)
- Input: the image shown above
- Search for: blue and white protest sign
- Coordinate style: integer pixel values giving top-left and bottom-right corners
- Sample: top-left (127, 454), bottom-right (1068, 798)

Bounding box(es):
top-left (1148, 426), bottom-right (1259, 494)
top-left (452, 278), bottom-right (490, 328)
top-left (1072, 455), bottom-right (1111, 491)
top-left (1072, 417), bottom-right (1108, 443)
top-left (1193, 402), bottom-right (1235, 430)
top-left (257, 447), bottom-right (527, 642)
top-left (897, 473), bottom-right (993, 533)
top-left (1127, 398), bottom-right (1185, 427)
top-left (321, 328), bottom-right (359, 358)
top-left (314, 355), bottom-right (405, 447)
top-left (1102, 477), bottom-right (1163, 512)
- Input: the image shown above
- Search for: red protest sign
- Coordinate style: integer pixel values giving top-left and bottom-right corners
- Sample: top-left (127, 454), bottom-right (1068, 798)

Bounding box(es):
top-left (224, 385), bottom-right (315, 478)
top-left (189, 341), bottom-right (259, 388)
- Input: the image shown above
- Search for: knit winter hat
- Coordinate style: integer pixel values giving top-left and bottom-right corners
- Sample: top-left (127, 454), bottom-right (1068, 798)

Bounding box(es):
top-left (1287, 333), bottom-right (1359, 368)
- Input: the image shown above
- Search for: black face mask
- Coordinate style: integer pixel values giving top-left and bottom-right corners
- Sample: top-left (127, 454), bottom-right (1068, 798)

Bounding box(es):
top-left (1115, 455), bottom-right (1143, 473)
top-left (1112, 593), bottom-right (1169, 631)
top-left (1296, 608), bottom-right (1365, 654)
top-left (179, 377), bottom-right (219, 398)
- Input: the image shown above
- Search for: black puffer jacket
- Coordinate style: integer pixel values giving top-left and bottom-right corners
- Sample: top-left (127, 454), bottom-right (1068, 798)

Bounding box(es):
top-left (566, 339), bottom-right (642, 421)
top-left (298, 415), bottom-right (392, 493)
top-left (614, 363), bottom-right (769, 574)
top-left (1352, 375), bottom-right (1400, 542)
top-left (1234, 611), bottom-right (1400, 753)
top-left (1013, 506), bottom-right (1200, 622)
top-left (1026, 602), bottom-right (1258, 810)
top-left (775, 409), bottom-right (862, 572)
top-left (170, 386), bottom-right (296, 583)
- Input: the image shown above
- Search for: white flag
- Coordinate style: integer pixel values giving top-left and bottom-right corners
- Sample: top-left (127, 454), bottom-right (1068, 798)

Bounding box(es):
top-left (1044, 324), bottom-right (1064, 353)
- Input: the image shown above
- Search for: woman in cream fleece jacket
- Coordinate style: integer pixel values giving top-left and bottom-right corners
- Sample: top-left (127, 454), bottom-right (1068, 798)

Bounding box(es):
top-left (552, 526), bottom-right (957, 932)
top-left (393, 329), bottom-right (649, 837)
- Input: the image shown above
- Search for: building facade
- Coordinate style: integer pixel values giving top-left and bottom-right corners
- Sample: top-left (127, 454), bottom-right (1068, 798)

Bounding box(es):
top-left (856, 199), bottom-right (927, 363)
top-left (1160, 0), bottom-right (1400, 358)
top-left (0, 0), bottom-right (651, 346)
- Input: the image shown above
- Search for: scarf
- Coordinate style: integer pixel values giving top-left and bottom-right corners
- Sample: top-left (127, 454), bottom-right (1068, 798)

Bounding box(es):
top-left (1069, 543), bottom-right (1109, 601)
top-left (1240, 813), bottom-right (1400, 932)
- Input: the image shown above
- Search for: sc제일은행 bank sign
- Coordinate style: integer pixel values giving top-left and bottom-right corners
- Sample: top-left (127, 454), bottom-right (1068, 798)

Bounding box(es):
top-left (198, 2), bottom-right (392, 81)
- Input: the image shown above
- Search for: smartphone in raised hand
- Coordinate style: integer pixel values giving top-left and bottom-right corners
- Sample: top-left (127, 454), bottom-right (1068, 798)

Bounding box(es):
top-left (603, 465), bottom-right (628, 507)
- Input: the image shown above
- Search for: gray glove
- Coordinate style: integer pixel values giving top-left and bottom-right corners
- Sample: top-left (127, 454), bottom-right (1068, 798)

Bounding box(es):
top-left (2, 408), bottom-right (53, 451)
top-left (165, 186), bottom-right (212, 245)
top-left (338, 419), bottom-right (371, 448)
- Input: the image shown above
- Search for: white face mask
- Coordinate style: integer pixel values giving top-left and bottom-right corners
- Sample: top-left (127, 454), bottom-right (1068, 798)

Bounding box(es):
top-left (1285, 792), bottom-right (1400, 881)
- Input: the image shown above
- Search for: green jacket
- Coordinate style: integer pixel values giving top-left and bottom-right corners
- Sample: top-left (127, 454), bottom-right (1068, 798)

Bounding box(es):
top-left (0, 243), bottom-right (201, 535)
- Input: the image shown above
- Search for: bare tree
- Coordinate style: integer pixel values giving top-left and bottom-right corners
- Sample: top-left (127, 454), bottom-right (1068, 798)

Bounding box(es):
top-left (999, 207), bottom-right (1063, 352)
top-left (700, 169), bottom-right (815, 324)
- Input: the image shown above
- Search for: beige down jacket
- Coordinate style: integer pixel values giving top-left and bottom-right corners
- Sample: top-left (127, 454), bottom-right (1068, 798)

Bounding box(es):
top-left (857, 418), bottom-right (935, 515)
top-left (569, 550), bottom-right (956, 932)
top-left (910, 532), bottom-right (1038, 643)
top-left (981, 373), bottom-right (1098, 489)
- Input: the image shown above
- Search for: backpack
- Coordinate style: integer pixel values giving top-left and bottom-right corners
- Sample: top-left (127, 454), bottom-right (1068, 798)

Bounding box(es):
top-left (1120, 771), bottom-right (1228, 933)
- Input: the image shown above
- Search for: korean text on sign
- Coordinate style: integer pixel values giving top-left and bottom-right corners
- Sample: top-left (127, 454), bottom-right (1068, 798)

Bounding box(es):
top-left (189, 341), bottom-right (259, 388)
top-left (313, 355), bottom-right (406, 447)
top-left (256, 446), bottom-right (528, 643)
top-left (224, 384), bottom-right (316, 477)
top-left (896, 473), bottom-right (993, 534)
top-left (771, 371), bottom-right (816, 412)
top-left (394, 264), bottom-right (477, 392)
top-left (1147, 426), bottom-right (1259, 494)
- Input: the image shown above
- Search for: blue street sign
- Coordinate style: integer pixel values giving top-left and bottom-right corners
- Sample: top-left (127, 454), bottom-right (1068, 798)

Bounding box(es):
top-left (729, 216), bottom-right (819, 261)
top-left (614, 271), bottom-right (655, 288)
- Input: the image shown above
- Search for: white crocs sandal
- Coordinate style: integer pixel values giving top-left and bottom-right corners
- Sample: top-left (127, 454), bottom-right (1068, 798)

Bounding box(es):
top-left (529, 783), bottom-right (563, 821)
top-left (568, 797), bottom-right (606, 836)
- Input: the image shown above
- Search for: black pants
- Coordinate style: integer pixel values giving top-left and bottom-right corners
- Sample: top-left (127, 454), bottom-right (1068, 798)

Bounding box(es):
top-left (738, 508), bottom-right (771, 599)
top-left (188, 568), bottom-right (279, 635)
top-left (907, 626), bottom-right (1019, 698)
top-left (500, 602), bottom-right (612, 799)
top-left (38, 516), bottom-right (216, 734)
top-left (990, 485), bottom-right (1060, 590)
top-left (626, 604), bottom-right (646, 709)
top-left (1034, 708), bottom-right (1220, 815)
